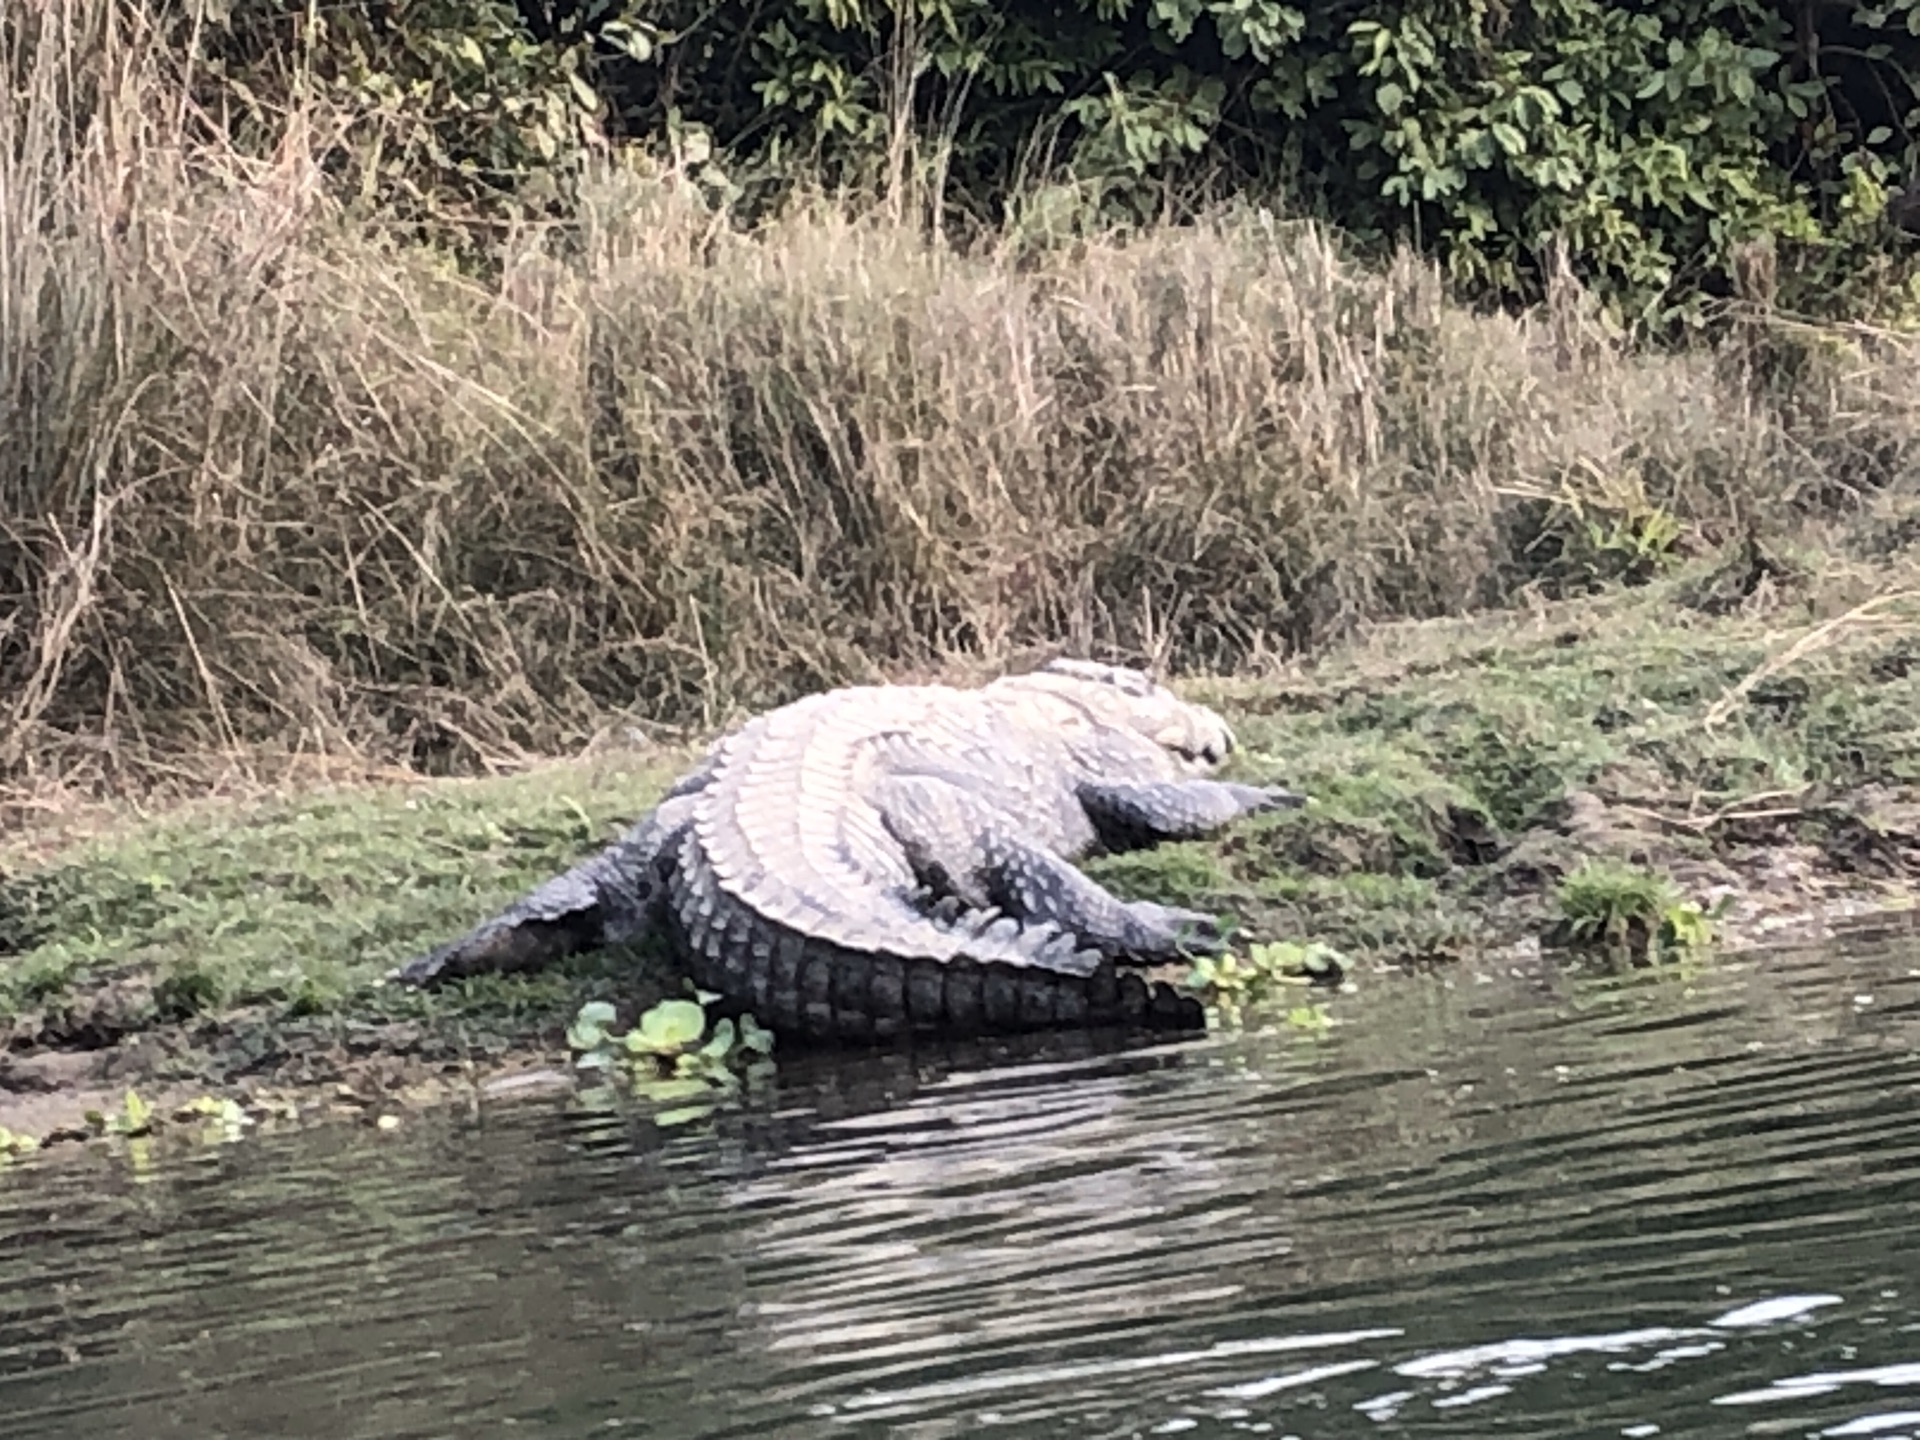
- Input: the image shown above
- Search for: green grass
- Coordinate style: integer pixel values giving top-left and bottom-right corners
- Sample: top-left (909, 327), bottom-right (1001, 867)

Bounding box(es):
top-left (0, 754), bottom-right (687, 1042)
top-left (1550, 857), bottom-right (1721, 964)
top-left (1110, 550), bottom-right (1920, 962)
top-left (4, 548), bottom-right (1919, 1069)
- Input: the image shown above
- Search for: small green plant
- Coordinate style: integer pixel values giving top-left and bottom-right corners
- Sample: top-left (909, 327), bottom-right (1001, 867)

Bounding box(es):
top-left (1283, 1003), bottom-right (1336, 1034)
top-left (1527, 469), bottom-right (1689, 592)
top-left (1657, 897), bottom-right (1723, 954)
top-left (0, 1090), bottom-right (261, 1175)
top-left (1585, 504), bottom-right (1685, 580)
top-left (565, 1000), bottom-right (623, 1059)
top-left (1188, 939), bottom-right (1346, 996)
top-left (1553, 860), bottom-right (1725, 964)
top-left (1186, 939), bottom-right (1347, 1027)
top-left (84, 1089), bottom-right (155, 1138)
top-left (172, 1095), bottom-right (254, 1144)
top-left (566, 993), bottom-right (775, 1120)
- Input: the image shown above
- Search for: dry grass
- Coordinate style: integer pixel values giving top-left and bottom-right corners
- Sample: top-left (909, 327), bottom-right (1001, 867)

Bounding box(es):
top-left (6, 0), bottom-right (1920, 796)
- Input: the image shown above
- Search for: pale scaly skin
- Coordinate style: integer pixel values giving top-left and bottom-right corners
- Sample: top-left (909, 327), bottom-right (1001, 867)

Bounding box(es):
top-left (389, 659), bottom-right (1306, 1043)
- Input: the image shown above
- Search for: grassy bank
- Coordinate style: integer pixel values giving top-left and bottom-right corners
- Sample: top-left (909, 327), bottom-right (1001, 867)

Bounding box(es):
top-left (8, 0), bottom-right (1920, 794)
top-left (6, 2), bottom-right (1920, 1156)
top-left (4, 544), bottom-right (1919, 1151)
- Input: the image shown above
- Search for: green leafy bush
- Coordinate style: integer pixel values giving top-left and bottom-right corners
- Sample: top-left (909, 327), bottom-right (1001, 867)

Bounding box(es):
top-left (1552, 858), bottom-right (1726, 962)
top-left (589, 0), bottom-right (1920, 320)
top-left (120, 0), bottom-right (1920, 318)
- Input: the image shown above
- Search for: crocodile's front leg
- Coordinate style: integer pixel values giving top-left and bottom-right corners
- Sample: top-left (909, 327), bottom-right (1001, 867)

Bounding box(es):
top-left (1077, 778), bottom-right (1306, 850)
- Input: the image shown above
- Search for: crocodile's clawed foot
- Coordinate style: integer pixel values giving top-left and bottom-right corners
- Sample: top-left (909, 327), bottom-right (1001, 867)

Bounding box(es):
top-left (1131, 900), bottom-right (1229, 956)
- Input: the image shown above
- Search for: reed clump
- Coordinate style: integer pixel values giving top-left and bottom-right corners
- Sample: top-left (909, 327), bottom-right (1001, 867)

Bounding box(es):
top-left (6, 0), bottom-right (1920, 793)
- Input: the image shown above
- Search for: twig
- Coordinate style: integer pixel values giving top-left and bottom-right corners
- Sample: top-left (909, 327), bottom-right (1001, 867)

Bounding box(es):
top-left (1703, 591), bottom-right (1919, 729)
top-left (1614, 798), bottom-right (1812, 834)
top-left (162, 575), bottom-right (240, 756)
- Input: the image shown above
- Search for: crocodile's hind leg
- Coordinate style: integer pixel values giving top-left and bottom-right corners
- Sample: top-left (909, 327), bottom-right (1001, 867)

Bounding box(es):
top-left (876, 774), bottom-right (1223, 965)
top-left (977, 837), bottom-right (1228, 963)
top-left (1077, 778), bottom-right (1306, 849)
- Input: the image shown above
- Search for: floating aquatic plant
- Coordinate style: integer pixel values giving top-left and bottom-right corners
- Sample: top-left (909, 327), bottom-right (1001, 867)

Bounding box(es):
top-left (566, 992), bottom-right (776, 1123)
top-left (1186, 939), bottom-right (1348, 1029)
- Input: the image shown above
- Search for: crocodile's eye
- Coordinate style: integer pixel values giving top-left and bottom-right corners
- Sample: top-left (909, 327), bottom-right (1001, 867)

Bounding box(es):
top-left (1100, 665), bottom-right (1155, 698)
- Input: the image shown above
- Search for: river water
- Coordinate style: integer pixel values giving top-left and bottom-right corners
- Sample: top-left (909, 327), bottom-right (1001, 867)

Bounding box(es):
top-left (4, 931), bottom-right (1920, 1439)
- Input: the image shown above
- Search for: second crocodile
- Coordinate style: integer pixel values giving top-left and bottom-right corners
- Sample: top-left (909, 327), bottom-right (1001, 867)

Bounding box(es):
top-left (390, 659), bottom-right (1305, 1042)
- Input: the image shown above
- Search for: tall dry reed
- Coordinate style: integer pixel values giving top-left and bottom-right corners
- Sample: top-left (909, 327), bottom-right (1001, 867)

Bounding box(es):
top-left (4, 0), bottom-right (1919, 791)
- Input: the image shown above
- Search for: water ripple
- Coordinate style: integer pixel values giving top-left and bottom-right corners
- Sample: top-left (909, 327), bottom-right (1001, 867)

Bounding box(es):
top-left (3, 939), bottom-right (1920, 1438)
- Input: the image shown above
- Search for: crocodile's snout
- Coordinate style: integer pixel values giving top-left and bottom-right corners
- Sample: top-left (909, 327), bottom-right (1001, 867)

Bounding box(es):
top-left (1170, 726), bottom-right (1232, 768)
top-left (1192, 718), bottom-right (1235, 767)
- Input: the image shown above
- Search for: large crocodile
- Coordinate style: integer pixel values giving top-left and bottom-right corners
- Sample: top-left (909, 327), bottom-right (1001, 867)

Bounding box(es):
top-left (391, 659), bottom-right (1305, 1042)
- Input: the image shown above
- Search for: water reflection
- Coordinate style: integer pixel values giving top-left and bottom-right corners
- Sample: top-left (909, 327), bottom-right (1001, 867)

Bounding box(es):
top-left (2, 933), bottom-right (1919, 1439)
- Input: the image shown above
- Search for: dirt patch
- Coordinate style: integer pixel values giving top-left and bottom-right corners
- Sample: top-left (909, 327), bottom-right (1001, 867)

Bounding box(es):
top-left (0, 1000), bottom-right (593, 1157)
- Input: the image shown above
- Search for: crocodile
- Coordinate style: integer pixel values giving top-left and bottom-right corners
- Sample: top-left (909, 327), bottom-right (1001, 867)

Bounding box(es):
top-left (390, 659), bottom-right (1305, 1042)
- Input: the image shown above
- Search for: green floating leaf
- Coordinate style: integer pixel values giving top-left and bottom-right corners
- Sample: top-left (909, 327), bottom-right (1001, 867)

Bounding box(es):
top-left (567, 1000), bottom-right (619, 1053)
top-left (698, 1018), bottom-right (737, 1061)
top-left (632, 1075), bottom-right (712, 1106)
top-left (1285, 1004), bottom-right (1335, 1032)
top-left (736, 1015), bottom-right (776, 1057)
top-left (629, 998), bottom-right (707, 1056)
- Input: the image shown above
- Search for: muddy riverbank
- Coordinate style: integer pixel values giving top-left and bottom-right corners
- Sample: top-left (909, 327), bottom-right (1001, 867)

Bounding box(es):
top-left (4, 542), bottom-right (1918, 1156)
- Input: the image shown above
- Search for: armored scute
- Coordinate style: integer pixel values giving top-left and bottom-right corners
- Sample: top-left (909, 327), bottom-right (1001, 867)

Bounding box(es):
top-left (392, 660), bottom-right (1304, 1042)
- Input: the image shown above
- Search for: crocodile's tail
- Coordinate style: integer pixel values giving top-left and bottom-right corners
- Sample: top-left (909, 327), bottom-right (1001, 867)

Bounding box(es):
top-left (669, 880), bottom-right (1205, 1045)
top-left (390, 792), bottom-right (706, 989)
top-left (388, 836), bottom-right (668, 988)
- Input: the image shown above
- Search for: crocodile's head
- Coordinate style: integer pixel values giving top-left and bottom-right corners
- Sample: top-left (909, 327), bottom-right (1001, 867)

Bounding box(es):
top-left (993, 658), bottom-right (1236, 774)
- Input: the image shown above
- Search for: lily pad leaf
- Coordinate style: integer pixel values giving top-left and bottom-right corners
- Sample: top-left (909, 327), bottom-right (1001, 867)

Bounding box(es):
top-left (698, 1018), bottom-right (737, 1060)
top-left (627, 998), bottom-right (707, 1055)
top-left (736, 1015), bottom-right (776, 1056)
top-left (567, 1000), bottom-right (619, 1052)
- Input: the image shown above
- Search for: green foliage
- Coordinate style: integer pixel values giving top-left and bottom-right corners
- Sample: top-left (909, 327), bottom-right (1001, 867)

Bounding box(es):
top-left (567, 0), bottom-right (1919, 318)
top-left (0, 1091), bottom-right (261, 1173)
top-left (1553, 859), bottom-right (1726, 962)
top-left (1516, 468), bottom-right (1691, 593)
top-left (84, 1088), bottom-right (156, 1139)
top-left (620, 998), bottom-right (709, 1057)
top-left (566, 993), bottom-right (776, 1121)
top-left (191, 0), bottom-right (640, 221)
top-left (109, 0), bottom-right (1920, 316)
top-left (1186, 938), bottom-right (1346, 1026)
